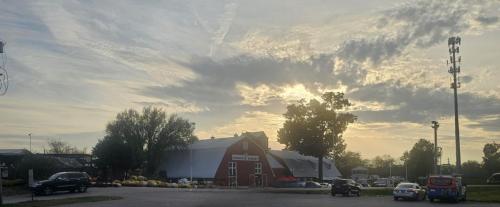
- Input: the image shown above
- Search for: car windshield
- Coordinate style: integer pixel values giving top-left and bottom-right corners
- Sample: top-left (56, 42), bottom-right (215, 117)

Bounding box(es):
top-left (334, 180), bottom-right (347, 185)
top-left (430, 177), bottom-right (453, 186)
top-left (48, 173), bottom-right (64, 180)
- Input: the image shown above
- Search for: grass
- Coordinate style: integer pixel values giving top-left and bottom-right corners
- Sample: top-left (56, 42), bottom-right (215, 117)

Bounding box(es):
top-left (2, 196), bottom-right (123, 207)
top-left (467, 186), bottom-right (500, 203)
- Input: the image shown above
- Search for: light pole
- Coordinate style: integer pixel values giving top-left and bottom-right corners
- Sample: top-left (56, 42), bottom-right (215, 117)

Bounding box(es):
top-left (447, 36), bottom-right (462, 173)
top-left (28, 133), bottom-right (32, 152)
top-left (190, 146), bottom-right (192, 183)
top-left (431, 121), bottom-right (439, 175)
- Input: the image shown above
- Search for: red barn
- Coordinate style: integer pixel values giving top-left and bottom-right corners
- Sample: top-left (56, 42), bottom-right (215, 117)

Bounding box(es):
top-left (159, 131), bottom-right (341, 187)
top-left (160, 132), bottom-right (279, 187)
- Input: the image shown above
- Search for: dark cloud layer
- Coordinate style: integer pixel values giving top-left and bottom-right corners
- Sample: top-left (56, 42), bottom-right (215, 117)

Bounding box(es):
top-left (350, 81), bottom-right (500, 128)
top-left (139, 0), bottom-right (500, 132)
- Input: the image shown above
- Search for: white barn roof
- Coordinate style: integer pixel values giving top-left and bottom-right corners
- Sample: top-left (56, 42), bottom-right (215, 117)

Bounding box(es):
top-left (159, 136), bottom-right (244, 178)
top-left (269, 150), bottom-right (342, 180)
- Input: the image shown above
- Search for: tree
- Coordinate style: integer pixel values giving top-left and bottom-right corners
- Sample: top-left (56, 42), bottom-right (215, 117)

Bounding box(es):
top-left (45, 139), bottom-right (86, 154)
top-left (93, 106), bottom-right (197, 178)
top-left (462, 160), bottom-right (488, 181)
top-left (406, 139), bottom-right (435, 181)
top-left (336, 151), bottom-right (368, 177)
top-left (482, 142), bottom-right (500, 175)
top-left (277, 92), bottom-right (356, 181)
top-left (369, 155), bottom-right (396, 177)
top-left (92, 135), bottom-right (135, 179)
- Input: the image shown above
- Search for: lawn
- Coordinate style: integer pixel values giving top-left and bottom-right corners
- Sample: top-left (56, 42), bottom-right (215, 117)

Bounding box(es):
top-left (467, 186), bottom-right (500, 203)
top-left (2, 196), bottom-right (123, 207)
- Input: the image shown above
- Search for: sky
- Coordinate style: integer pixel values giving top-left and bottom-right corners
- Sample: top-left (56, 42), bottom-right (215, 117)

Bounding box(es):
top-left (0, 0), bottom-right (499, 163)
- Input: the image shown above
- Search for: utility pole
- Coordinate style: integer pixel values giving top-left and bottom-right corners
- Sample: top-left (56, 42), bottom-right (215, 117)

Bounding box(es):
top-left (447, 36), bottom-right (462, 173)
top-left (28, 133), bottom-right (32, 152)
top-left (431, 121), bottom-right (439, 174)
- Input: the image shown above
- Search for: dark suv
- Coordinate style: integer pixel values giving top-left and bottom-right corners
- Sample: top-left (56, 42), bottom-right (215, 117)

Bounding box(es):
top-left (331, 179), bottom-right (361, 197)
top-left (32, 172), bottom-right (91, 195)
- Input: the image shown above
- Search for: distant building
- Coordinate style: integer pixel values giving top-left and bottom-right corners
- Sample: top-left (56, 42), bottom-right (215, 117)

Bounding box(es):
top-left (40, 153), bottom-right (94, 173)
top-left (158, 131), bottom-right (341, 187)
top-left (0, 149), bottom-right (31, 179)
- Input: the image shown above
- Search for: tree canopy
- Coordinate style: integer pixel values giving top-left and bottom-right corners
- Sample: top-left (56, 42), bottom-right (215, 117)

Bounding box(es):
top-left (92, 106), bottom-right (197, 178)
top-left (406, 139), bottom-right (435, 180)
top-left (277, 92), bottom-right (356, 180)
top-left (336, 151), bottom-right (368, 177)
top-left (483, 142), bottom-right (500, 174)
top-left (45, 139), bottom-right (86, 154)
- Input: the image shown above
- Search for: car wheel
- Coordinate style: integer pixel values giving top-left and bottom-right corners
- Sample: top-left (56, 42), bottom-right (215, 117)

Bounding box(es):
top-left (77, 185), bottom-right (87, 193)
top-left (429, 198), bottom-right (434, 202)
top-left (394, 197), bottom-right (398, 201)
top-left (43, 187), bottom-right (53, 195)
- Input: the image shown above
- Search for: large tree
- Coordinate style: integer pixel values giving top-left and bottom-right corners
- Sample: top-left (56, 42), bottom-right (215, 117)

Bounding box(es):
top-left (93, 106), bottom-right (197, 178)
top-left (406, 139), bottom-right (435, 180)
top-left (483, 142), bottom-right (500, 174)
top-left (277, 92), bottom-right (356, 181)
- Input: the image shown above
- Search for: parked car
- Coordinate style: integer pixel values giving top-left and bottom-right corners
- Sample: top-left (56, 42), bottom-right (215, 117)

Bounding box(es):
top-left (393, 182), bottom-right (426, 201)
top-left (272, 180), bottom-right (306, 188)
top-left (373, 178), bottom-right (394, 187)
top-left (486, 173), bottom-right (500, 184)
top-left (320, 182), bottom-right (332, 188)
top-left (331, 179), bottom-right (361, 197)
top-left (31, 172), bottom-right (90, 195)
top-left (427, 175), bottom-right (467, 202)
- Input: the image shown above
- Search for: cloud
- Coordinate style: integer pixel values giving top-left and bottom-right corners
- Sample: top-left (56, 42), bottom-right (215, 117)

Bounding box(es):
top-left (349, 81), bottom-right (500, 128)
top-left (476, 16), bottom-right (499, 25)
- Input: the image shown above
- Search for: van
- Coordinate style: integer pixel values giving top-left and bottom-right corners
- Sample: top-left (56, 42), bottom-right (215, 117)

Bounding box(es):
top-left (427, 175), bottom-right (466, 202)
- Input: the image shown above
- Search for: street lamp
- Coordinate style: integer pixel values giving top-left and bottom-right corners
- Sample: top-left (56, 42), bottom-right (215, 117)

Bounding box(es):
top-left (431, 121), bottom-right (439, 174)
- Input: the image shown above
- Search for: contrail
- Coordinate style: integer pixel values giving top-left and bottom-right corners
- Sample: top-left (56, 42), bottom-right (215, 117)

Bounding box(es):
top-left (209, 0), bottom-right (238, 57)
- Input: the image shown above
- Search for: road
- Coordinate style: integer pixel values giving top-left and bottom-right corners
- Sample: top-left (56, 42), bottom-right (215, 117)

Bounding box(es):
top-left (6, 187), bottom-right (500, 207)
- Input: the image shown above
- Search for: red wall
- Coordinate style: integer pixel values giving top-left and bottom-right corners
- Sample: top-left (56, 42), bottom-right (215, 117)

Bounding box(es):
top-left (214, 138), bottom-right (274, 186)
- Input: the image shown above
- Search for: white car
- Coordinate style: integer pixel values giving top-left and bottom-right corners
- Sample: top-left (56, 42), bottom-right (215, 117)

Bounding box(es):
top-left (373, 178), bottom-right (394, 187)
top-left (393, 182), bottom-right (426, 201)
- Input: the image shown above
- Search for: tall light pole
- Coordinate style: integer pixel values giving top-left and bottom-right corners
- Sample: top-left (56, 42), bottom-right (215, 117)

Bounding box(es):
top-left (431, 121), bottom-right (439, 174)
top-left (28, 133), bottom-right (32, 152)
top-left (447, 36), bottom-right (462, 173)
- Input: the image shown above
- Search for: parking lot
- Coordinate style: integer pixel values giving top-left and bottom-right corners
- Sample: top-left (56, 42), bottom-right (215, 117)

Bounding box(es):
top-left (6, 187), bottom-right (500, 207)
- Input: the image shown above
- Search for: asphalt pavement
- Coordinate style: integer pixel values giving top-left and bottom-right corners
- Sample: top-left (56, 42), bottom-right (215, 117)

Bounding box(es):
top-left (6, 187), bottom-right (500, 207)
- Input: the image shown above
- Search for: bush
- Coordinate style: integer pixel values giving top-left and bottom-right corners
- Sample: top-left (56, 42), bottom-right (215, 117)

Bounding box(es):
top-left (2, 179), bottom-right (25, 187)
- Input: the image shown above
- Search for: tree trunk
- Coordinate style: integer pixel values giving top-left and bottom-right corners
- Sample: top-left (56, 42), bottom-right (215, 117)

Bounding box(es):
top-left (318, 156), bottom-right (324, 182)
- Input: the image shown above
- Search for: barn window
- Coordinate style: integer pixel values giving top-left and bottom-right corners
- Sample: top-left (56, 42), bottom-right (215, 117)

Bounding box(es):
top-left (255, 162), bottom-right (262, 174)
top-left (228, 162), bottom-right (237, 176)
